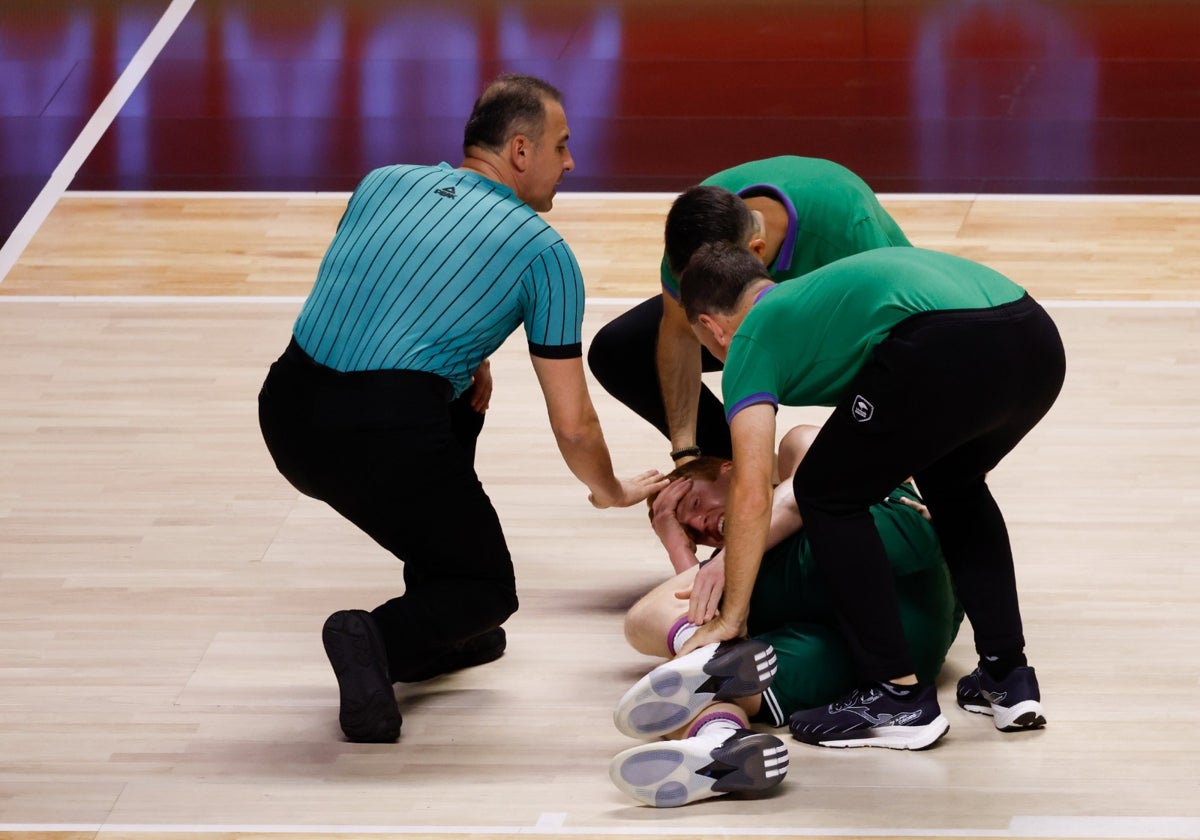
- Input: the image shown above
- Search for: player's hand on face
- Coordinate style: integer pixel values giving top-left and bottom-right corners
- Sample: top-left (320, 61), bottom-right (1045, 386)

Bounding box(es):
top-left (650, 478), bottom-right (692, 549)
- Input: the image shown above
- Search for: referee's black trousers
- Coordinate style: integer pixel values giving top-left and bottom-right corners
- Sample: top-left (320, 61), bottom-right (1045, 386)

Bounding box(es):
top-left (258, 338), bottom-right (517, 681)
top-left (791, 295), bottom-right (1066, 684)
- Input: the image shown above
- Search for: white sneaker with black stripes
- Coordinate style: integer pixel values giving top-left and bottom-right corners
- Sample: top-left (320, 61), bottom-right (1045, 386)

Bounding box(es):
top-left (610, 727), bottom-right (789, 807)
top-left (614, 639), bottom-right (778, 739)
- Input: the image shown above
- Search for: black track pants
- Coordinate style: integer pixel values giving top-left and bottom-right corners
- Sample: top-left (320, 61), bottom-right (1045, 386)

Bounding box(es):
top-left (791, 295), bottom-right (1066, 683)
top-left (587, 295), bottom-right (733, 459)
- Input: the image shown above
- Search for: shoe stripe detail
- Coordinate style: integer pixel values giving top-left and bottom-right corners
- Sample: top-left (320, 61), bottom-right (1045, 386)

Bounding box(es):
top-left (610, 731), bottom-right (789, 807)
top-left (764, 744), bottom-right (789, 777)
top-left (761, 686), bottom-right (786, 727)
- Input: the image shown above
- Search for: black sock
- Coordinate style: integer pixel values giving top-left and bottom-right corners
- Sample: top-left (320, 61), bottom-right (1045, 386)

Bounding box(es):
top-left (980, 651), bottom-right (1027, 681)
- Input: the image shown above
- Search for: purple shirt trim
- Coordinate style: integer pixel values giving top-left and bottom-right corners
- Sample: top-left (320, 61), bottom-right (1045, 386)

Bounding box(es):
top-left (753, 284), bottom-right (777, 305)
top-left (726, 392), bottom-right (779, 424)
top-left (737, 184), bottom-right (798, 275)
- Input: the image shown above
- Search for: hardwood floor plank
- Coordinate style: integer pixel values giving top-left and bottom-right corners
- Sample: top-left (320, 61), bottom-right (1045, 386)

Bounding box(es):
top-left (4, 194), bottom-right (1199, 299)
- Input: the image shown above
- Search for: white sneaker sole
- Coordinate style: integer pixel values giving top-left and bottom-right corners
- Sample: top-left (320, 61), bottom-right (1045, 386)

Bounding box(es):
top-left (960, 697), bottom-right (1047, 732)
top-left (811, 713), bottom-right (950, 750)
top-left (610, 732), bottom-right (789, 807)
top-left (613, 641), bottom-right (777, 739)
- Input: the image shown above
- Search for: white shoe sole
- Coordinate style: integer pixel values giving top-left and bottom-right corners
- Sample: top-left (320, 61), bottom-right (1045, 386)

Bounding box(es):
top-left (613, 640), bottom-right (777, 739)
top-left (960, 698), bottom-right (1047, 732)
top-left (810, 713), bottom-right (950, 750)
top-left (610, 732), bottom-right (789, 807)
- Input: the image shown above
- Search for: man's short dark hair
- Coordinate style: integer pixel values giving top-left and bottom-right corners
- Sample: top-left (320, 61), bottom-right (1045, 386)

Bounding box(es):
top-left (462, 73), bottom-right (563, 154)
top-left (679, 241), bottom-right (771, 322)
top-left (664, 186), bottom-right (758, 277)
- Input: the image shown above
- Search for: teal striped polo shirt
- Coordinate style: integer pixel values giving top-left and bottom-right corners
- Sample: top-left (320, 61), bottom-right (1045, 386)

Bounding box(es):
top-left (294, 163), bottom-right (584, 397)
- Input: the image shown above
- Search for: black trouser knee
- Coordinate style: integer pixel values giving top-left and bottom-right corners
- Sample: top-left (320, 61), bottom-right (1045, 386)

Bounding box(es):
top-left (588, 295), bottom-right (733, 458)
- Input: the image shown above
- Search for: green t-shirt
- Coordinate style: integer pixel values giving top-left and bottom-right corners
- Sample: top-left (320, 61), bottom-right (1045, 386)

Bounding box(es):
top-left (660, 156), bottom-right (910, 299)
top-left (722, 248), bottom-right (1027, 418)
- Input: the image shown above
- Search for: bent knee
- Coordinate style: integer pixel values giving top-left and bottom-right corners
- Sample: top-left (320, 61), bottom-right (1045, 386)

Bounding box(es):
top-left (623, 597), bottom-right (673, 657)
top-left (586, 324), bottom-right (622, 383)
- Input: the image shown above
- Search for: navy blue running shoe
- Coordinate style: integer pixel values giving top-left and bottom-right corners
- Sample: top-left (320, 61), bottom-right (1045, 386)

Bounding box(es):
top-left (956, 665), bottom-right (1047, 731)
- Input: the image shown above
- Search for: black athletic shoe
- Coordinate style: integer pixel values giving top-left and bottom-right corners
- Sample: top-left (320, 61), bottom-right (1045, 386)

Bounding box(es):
top-left (321, 609), bottom-right (401, 743)
top-left (788, 683), bottom-right (948, 750)
top-left (610, 727), bottom-right (789, 807)
top-left (956, 665), bottom-right (1046, 731)
top-left (613, 640), bottom-right (778, 739)
top-left (392, 626), bottom-right (507, 683)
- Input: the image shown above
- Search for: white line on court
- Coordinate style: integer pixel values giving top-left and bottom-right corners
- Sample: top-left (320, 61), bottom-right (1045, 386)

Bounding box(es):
top-left (0, 818), bottom-right (1196, 838)
top-left (0, 0), bottom-right (196, 284)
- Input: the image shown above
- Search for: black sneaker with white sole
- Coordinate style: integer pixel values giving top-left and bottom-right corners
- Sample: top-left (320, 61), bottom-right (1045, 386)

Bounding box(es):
top-left (321, 609), bottom-right (401, 743)
top-left (614, 639), bottom-right (778, 739)
top-left (956, 665), bottom-right (1046, 731)
top-left (610, 728), bottom-right (789, 807)
top-left (788, 682), bottom-right (948, 750)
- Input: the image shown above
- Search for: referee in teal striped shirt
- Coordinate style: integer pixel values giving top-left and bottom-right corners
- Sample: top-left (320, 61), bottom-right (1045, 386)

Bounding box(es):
top-left (258, 74), bottom-right (666, 743)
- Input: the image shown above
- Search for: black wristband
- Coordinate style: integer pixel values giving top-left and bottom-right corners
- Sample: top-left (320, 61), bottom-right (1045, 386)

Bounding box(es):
top-left (670, 446), bottom-right (701, 461)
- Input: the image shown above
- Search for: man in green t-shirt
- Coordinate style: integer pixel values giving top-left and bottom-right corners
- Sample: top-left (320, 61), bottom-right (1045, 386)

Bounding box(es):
top-left (586, 156), bottom-right (909, 466)
top-left (674, 242), bottom-right (1065, 751)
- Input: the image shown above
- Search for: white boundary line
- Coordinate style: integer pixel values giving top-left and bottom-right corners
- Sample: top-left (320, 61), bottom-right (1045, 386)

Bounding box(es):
top-left (0, 817), bottom-right (1196, 838)
top-left (65, 190), bottom-right (354, 201)
top-left (0, 0), bottom-right (196, 284)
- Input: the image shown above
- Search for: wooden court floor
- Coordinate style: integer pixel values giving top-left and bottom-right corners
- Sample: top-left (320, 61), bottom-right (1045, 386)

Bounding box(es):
top-left (0, 194), bottom-right (1198, 840)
